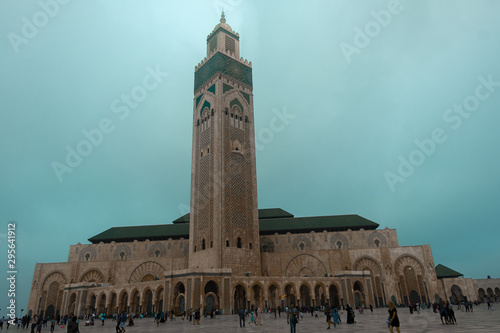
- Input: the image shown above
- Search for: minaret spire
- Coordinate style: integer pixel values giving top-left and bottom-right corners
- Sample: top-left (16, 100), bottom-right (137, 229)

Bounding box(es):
top-left (220, 10), bottom-right (226, 23)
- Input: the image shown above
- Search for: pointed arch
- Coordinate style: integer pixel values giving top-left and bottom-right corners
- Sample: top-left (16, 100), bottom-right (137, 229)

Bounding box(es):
top-left (79, 269), bottom-right (104, 285)
top-left (285, 254), bottom-right (327, 277)
top-left (354, 256), bottom-right (382, 275)
top-left (128, 261), bottom-right (165, 283)
top-left (42, 271), bottom-right (67, 291)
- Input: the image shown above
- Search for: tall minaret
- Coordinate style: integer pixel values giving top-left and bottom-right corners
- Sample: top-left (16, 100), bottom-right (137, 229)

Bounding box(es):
top-left (188, 12), bottom-right (261, 276)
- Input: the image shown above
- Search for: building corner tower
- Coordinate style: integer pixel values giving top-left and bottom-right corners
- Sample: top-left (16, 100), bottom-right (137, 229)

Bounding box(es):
top-left (188, 13), bottom-right (261, 276)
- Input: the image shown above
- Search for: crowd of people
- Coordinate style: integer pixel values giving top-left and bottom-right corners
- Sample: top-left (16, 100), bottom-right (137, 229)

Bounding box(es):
top-left (1, 298), bottom-right (495, 332)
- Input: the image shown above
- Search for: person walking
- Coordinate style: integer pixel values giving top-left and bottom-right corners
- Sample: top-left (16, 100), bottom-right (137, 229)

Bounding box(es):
top-left (438, 299), bottom-right (448, 325)
top-left (50, 318), bottom-right (55, 333)
top-left (238, 307), bottom-right (246, 328)
top-left (346, 304), bottom-right (355, 324)
top-left (30, 316), bottom-right (37, 333)
top-left (388, 301), bottom-right (400, 333)
top-left (99, 313), bottom-right (105, 326)
top-left (448, 302), bottom-right (456, 324)
top-left (119, 312), bottom-right (127, 332)
top-left (332, 307), bottom-right (340, 325)
top-left (326, 306), bottom-right (335, 329)
top-left (287, 304), bottom-right (299, 333)
top-left (194, 308), bottom-right (200, 325)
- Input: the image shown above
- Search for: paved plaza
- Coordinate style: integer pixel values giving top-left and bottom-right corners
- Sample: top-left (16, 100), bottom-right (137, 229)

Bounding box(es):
top-left (9, 305), bottom-right (499, 333)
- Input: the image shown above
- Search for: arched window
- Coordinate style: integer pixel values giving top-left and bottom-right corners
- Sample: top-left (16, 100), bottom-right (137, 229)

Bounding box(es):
top-left (336, 241), bottom-right (342, 249)
top-left (202, 239), bottom-right (206, 250)
top-left (85, 253), bottom-right (90, 261)
top-left (374, 239), bottom-right (380, 247)
top-left (155, 250), bottom-right (160, 257)
top-left (249, 243), bottom-right (252, 249)
top-left (237, 238), bottom-right (242, 248)
top-left (226, 240), bottom-right (229, 247)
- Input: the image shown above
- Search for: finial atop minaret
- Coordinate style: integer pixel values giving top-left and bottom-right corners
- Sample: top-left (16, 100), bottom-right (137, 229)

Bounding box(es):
top-left (220, 10), bottom-right (226, 23)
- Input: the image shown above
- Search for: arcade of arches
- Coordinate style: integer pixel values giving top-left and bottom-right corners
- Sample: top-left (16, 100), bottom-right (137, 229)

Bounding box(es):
top-left (29, 246), bottom-right (500, 319)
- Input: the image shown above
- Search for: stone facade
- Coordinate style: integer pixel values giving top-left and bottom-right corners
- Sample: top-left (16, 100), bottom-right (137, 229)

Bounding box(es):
top-left (27, 227), bottom-right (446, 318)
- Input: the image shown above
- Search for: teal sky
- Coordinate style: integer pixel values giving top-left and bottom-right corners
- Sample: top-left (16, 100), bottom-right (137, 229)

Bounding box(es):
top-left (1, 0), bottom-right (500, 313)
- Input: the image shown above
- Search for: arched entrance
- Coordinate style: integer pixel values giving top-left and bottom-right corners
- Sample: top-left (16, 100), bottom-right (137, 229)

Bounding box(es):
top-left (409, 290), bottom-right (419, 304)
top-left (46, 305), bottom-right (55, 319)
top-left (141, 289), bottom-right (153, 315)
top-left (118, 291), bottom-right (128, 313)
top-left (155, 286), bottom-right (164, 313)
top-left (173, 282), bottom-right (185, 314)
top-left (67, 293), bottom-right (77, 315)
top-left (88, 294), bottom-right (97, 315)
top-left (179, 296), bottom-right (185, 314)
top-left (353, 281), bottom-right (365, 307)
top-left (130, 290), bottom-right (140, 314)
top-left (300, 284), bottom-right (311, 307)
top-left (354, 257), bottom-right (383, 307)
top-left (251, 284), bottom-right (263, 310)
top-left (107, 292), bottom-right (117, 316)
top-left (46, 281), bottom-right (62, 318)
top-left (233, 284), bottom-right (246, 313)
top-left (97, 293), bottom-right (106, 315)
top-left (204, 280), bottom-right (219, 312)
top-left (268, 284), bottom-right (280, 309)
top-left (395, 256), bottom-right (426, 305)
top-left (478, 288), bottom-right (486, 302)
top-left (450, 285), bottom-right (464, 304)
top-left (315, 284), bottom-right (326, 307)
top-left (206, 295), bottom-right (215, 313)
top-left (284, 284), bottom-right (296, 307)
top-left (329, 284), bottom-right (339, 307)
top-left (487, 288), bottom-right (494, 302)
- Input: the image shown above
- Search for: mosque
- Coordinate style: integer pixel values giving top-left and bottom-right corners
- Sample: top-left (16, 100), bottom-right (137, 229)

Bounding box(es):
top-left (27, 14), bottom-right (498, 319)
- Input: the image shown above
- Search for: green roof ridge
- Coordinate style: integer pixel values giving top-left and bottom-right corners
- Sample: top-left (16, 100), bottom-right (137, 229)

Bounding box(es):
top-left (435, 264), bottom-right (463, 279)
top-left (88, 210), bottom-right (379, 244)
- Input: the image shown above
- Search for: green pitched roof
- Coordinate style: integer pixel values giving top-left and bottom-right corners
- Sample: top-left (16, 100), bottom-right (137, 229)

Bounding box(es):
top-left (89, 210), bottom-right (379, 243)
top-left (259, 214), bottom-right (378, 235)
top-left (88, 223), bottom-right (189, 243)
top-left (258, 208), bottom-right (294, 219)
top-left (172, 213), bottom-right (190, 224)
top-left (435, 264), bottom-right (463, 279)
